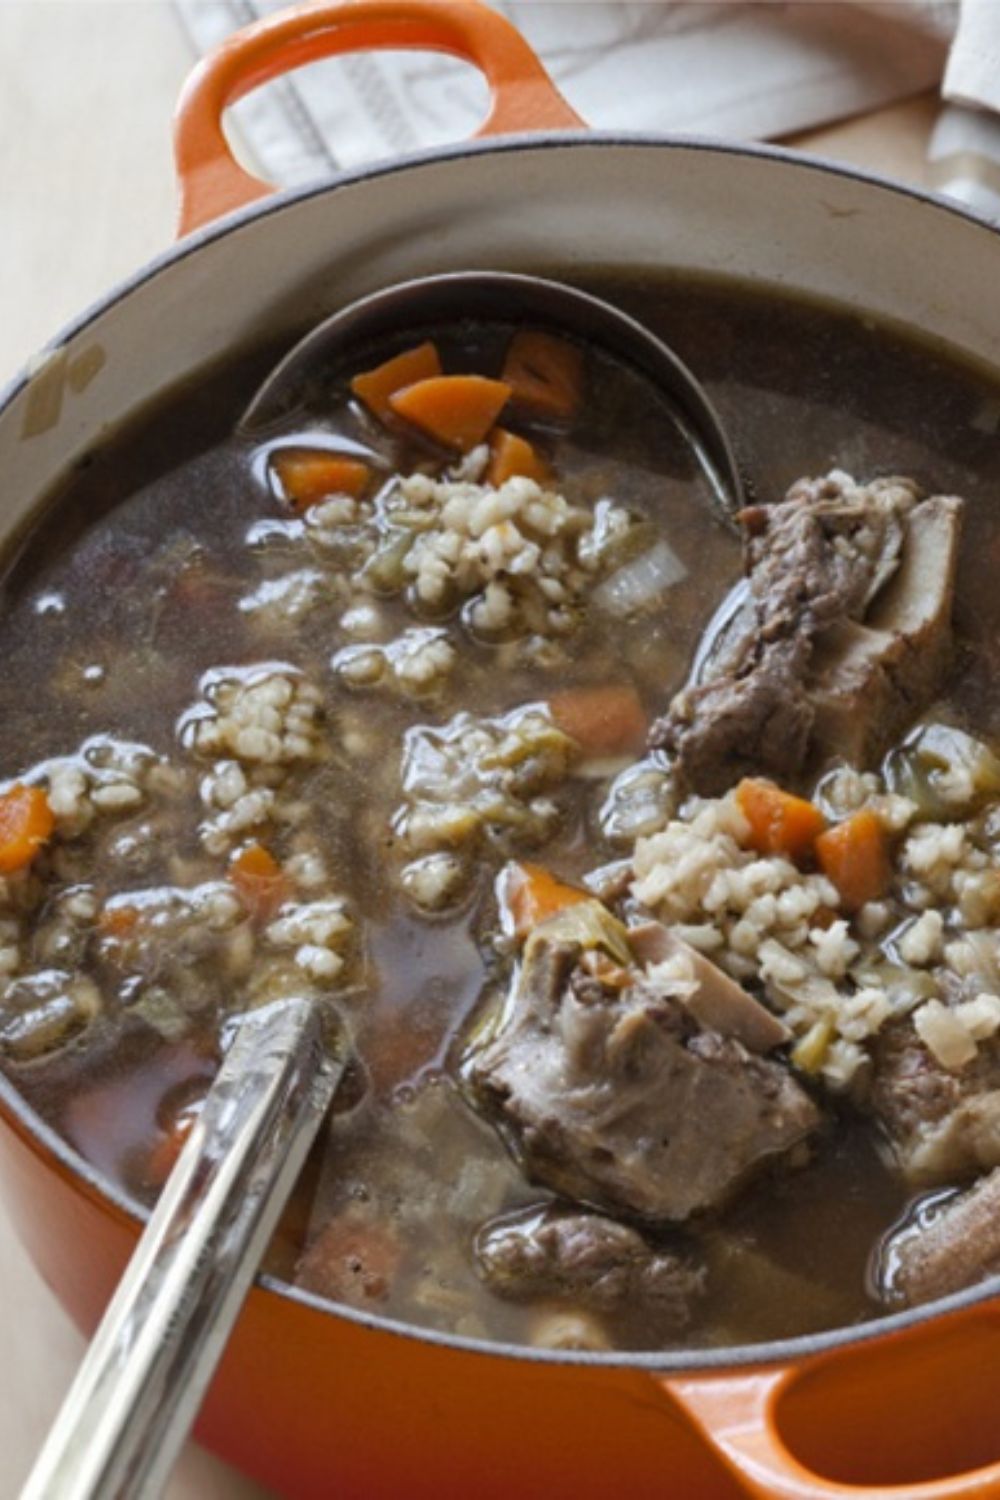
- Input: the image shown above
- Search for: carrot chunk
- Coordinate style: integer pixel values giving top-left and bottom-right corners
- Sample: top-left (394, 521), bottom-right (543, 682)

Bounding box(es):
top-left (486, 428), bottom-right (551, 487)
top-left (365, 1002), bottom-right (444, 1094)
top-left (388, 375), bottom-right (512, 453)
top-left (228, 843), bottom-right (289, 923)
top-left (498, 861), bottom-right (590, 940)
top-left (815, 808), bottom-right (892, 912)
top-left (299, 1213), bottom-right (401, 1306)
top-left (0, 785), bottom-right (54, 874)
top-left (350, 341), bottom-right (442, 423)
top-left (549, 683), bottom-right (648, 757)
top-left (736, 778), bottom-right (827, 863)
top-left (272, 450), bottom-right (371, 512)
top-left (501, 330), bottom-right (584, 419)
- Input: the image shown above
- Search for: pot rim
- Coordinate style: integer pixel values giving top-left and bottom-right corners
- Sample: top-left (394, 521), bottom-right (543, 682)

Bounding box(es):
top-left (5, 126), bottom-right (1000, 420)
top-left (3, 126), bottom-right (1000, 1376)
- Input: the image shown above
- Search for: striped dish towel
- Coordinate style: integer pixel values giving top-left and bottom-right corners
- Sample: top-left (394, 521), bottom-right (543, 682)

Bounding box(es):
top-left (174, 0), bottom-right (1000, 218)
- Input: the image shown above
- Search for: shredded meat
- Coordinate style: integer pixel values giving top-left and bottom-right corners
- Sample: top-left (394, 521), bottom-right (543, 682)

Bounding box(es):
top-left (650, 472), bottom-right (962, 793)
top-left (747, 471), bottom-right (909, 627)
top-left (655, 636), bottom-right (816, 793)
top-left (871, 1020), bottom-right (1000, 1183)
top-left (475, 1204), bottom-right (705, 1327)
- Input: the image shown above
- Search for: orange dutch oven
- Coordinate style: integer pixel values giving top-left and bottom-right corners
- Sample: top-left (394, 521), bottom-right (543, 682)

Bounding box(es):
top-left (3, 4), bottom-right (1000, 1497)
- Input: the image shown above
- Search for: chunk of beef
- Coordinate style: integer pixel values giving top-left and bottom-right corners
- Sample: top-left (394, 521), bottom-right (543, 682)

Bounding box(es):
top-left (650, 473), bottom-right (963, 793)
top-left (889, 1169), bottom-right (1000, 1306)
top-left (465, 903), bottom-right (819, 1222)
top-left (476, 1204), bottom-right (705, 1327)
top-left (871, 1019), bottom-right (1000, 1183)
top-left (654, 636), bottom-right (816, 793)
top-left (747, 470), bottom-right (911, 629)
top-left (810, 496), bottom-right (962, 764)
top-left (807, 620), bottom-right (898, 766)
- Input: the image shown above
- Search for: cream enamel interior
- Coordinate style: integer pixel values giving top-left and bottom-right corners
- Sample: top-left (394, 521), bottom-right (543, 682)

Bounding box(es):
top-left (3, 138), bottom-right (1000, 555)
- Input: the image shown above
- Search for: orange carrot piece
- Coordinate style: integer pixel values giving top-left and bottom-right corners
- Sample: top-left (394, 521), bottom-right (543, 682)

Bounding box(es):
top-left (299, 1214), bottom-right (401, 1305)
top-left (501, 330), bottom-right (584, 419)
top-left (736, 778), bottom-right (827, 863)
top-left (815, 809), bottom-right (892, 912)
top-left (549, 683), bottom-right (648, 757)
top-left (388, 375), bottom-right (511, 453)
top-left (0, 785), bottom-right (54, 874)
top-left (228, 843), bottom-right (289, 923)
top-left (486, 427), bottom-right (552, 486)
top-left (350, 341), bottom-right (442, 423)
top-left (365, 1004), bottom-right (442, 1095)
top-left (498, 861), bottom-right (590, 940)
top-left (272, 451), bottom-right (371, 512)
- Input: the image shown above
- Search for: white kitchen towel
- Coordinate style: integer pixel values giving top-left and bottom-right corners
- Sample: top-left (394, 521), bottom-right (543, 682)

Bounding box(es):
top-left (174, 2), bottom-right (962, 178)
top-left (945, 0), bottom-right (1000, 113)
top-left (174, 0), bottom-right (1000, 219)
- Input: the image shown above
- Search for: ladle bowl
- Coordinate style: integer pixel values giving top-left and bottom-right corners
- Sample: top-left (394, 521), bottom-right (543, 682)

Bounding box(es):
top-left (240, 271), bottom-right (745, 522)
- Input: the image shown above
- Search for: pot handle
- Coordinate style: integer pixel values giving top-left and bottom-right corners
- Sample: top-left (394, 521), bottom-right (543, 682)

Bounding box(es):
top-left (173, 0), bottom-right (585, 237)
top-left (660, 1306), bottom-right (1000, 1500)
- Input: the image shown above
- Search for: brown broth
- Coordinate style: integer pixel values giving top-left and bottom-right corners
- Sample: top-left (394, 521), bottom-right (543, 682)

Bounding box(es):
top-left (2, 273), bottom-right (1000, 1352)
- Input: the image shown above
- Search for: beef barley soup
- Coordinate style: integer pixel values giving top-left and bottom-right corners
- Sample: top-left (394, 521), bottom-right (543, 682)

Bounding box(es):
top-left (3, 274), bottom-right (1000, 1356)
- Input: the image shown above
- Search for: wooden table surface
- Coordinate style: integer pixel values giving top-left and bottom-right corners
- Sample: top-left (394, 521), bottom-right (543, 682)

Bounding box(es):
top-left (0, 2), bottom-right (942, 1495)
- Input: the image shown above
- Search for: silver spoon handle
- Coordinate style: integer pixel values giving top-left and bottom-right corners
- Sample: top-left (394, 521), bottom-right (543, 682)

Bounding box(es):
top-left (22, 996), bottom-right (342, 1500)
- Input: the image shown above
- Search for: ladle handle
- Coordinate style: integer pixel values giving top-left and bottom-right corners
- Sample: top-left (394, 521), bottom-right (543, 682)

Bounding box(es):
top-left (173, 0), bottom-right (584, 237)
top-left (20, 997), bottom-right (342, 1500)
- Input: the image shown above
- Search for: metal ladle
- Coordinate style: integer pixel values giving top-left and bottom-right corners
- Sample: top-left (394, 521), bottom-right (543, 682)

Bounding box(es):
top-left (23, 998), bottom-right (346, 1499)
top-left (24, 270), bottom-right (743, 1500)
top-left (241, 270), bottom-right (745, 520)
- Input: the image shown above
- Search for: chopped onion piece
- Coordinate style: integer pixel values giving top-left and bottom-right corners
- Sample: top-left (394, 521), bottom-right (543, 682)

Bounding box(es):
top-left (573, 752), bottom-right (635, 781)
top-left (954, 993), bottom-right (1000, 1042)
top-left (914, 999), bottom-right (977, 1071)
top-left (594, 539), bottom-right (687, 617)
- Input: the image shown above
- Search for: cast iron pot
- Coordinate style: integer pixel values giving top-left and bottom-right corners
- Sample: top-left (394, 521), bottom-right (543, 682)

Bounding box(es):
top-left (2, 4), bottom-right (1000, 1496)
